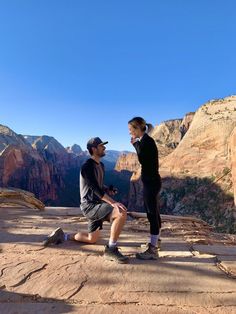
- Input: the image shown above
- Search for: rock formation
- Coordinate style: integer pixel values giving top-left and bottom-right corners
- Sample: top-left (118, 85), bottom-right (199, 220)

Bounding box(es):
top-left (66, 144), bottom-right (83, 155)
top-left (0, 188), bottom-right (45, 209)
top-left (229, 126), bottom-right (236, 206)
top-left (161, 96), bottom-right (236, 177)
top-left (151, 112), bottom-right (195, 158)
top-left (0, 126), bottom-right (83, 206)
top-left (159, 97), bottom-right (236, 232)
top-left (115, 152), bottom-right (139, 172)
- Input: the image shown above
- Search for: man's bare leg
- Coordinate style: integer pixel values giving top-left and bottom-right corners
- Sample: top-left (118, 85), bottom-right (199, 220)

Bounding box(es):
top-left (69, 229), bottom-right (100, 244)
top-left (43, 228), bottom-right (100, 247)
top-left (108, 207), bottom-right (127, 243)
top-left (103, 207), bottom-right (128, 263)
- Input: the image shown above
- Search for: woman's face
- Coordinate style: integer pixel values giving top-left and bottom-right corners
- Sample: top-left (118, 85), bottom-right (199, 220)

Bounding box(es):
top-left (128, 123), bottom-right (141, 138)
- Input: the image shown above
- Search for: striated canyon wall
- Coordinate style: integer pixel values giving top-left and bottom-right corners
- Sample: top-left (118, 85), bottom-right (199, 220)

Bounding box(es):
top-left (0, 126), bottom-right (83, 205)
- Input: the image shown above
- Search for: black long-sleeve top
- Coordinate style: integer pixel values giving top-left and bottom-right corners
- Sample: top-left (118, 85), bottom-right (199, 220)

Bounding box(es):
top-left (80, 158), bottom-right (105, 210)
top-left (133, 133), bottom-right (161, 184)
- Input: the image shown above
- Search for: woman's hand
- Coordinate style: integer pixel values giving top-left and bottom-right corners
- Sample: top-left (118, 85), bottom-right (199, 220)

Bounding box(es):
top-left (130, 137), bottom-right (139, 144)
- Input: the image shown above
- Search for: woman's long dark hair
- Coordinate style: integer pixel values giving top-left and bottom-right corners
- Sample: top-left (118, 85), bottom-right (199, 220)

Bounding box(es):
top-left (128, 117), bottom-right (153, 134)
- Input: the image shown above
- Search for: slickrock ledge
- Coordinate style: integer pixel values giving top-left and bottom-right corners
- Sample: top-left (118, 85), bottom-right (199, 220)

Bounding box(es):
top-left (0, 188), bottom-right (45, 210)
top-left (0, 207), bottom-right (236, 313)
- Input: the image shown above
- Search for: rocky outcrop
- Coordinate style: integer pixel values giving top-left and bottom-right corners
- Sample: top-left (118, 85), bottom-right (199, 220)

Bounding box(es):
top-left (229, 127), bottom-right (236, 206)
top-left (0, 125), bottom-right (29, 152)
top-left (161, 96), bottom-right (236, 177)
top-left (0, 188), bottom-right (45, 209)
top-left (115, 153), bottom-right (139, 172)
top-left (151, 112), bottom-right (195, 158)
top-left (0, 126), bottom-right (56, 202)
top-left (158, 97), bottom-right (236, 230)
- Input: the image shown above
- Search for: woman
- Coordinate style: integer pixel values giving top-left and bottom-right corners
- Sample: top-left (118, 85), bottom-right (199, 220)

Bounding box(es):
top-left (128, 117), bottom-right (162, 260)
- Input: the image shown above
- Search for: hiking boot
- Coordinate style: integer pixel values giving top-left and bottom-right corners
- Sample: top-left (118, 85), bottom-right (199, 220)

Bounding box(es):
top-left (136, 243), bottom-right (158, 260)
top-left (43, 227), bottom-right (65, 247)
top-left (104, 245), bottom-right (129, 264)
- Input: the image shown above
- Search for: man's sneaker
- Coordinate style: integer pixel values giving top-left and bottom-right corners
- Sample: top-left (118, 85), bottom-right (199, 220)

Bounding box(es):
top-left (136, 243), bottom-right (158, 260)
top-left (104, 245), bottom-right (129, 264)
top-left (43, 227), bottom-right (65, 247)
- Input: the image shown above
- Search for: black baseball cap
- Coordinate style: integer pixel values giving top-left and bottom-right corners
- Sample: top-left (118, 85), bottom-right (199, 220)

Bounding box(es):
top-left (87, 137), bottom-right (108, 150)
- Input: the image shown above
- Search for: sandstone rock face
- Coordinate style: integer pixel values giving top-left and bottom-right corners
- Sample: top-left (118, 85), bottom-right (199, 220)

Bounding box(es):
top-left (151, 112), bottom-right (195, 158)
top-left (115, 152), bottom-right (139, 172)
top-left (0, 126), bottom-right (83, 205)
top-left (0, 125), bottom-right (29, 152)
top-left (161, 96), bottom-right (236, 177)
top-left (229, 127), bottom-right (236, 206)
top-left (128, 170), bottom-right (144, 211)
top-left (0, 126), bottom-right (55, 202)
top-left (0, 145), bottom-right (55, 200)
top-left (160, 97), bottom-right (236, 232)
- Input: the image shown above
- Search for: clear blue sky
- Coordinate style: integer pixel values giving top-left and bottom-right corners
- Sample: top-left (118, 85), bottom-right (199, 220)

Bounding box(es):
top-left (0, 0), bottom-right (235, 151)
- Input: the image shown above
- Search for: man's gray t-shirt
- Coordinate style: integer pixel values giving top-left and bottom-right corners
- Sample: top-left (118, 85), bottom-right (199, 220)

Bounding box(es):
top-left (80, 158), bottom-right (105, 210)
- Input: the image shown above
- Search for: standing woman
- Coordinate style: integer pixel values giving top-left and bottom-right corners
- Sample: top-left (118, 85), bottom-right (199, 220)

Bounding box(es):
top-left (128, 117), bottom-right (162, 260)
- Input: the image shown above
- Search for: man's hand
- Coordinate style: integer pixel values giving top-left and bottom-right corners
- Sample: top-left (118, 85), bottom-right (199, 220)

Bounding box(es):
top-left (108, 185), bottom-right (118, 196)
top-left (112, 202), bottom-right (127, 213)
top-left (104, 185), bottom-right (118, 196)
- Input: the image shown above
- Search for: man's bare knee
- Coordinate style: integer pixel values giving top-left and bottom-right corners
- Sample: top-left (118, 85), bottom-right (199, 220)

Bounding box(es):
top-left (110, 207), bottom-right (127, 221)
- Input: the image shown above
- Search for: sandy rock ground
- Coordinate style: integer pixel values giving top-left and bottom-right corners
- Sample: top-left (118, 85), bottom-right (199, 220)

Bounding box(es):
top-left (0, 207), bottom-right (236, 314)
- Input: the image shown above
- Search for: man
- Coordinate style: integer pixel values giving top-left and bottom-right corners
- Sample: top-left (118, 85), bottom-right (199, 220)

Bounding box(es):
top-left (43, 137), bottom-right (129, 264)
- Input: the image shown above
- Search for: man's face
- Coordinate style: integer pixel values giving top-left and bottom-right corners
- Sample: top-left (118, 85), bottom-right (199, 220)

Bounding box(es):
top-left (93, 144), bottom-right (106, 157)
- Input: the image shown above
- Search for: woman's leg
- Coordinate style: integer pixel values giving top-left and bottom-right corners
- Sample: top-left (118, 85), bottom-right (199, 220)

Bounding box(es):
top-left (143, 183), bottom-right (160, 237)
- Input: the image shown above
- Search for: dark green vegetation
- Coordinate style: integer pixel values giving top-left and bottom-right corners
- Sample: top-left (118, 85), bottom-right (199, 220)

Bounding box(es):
top-left (161, 175), bottom-right (235, 234)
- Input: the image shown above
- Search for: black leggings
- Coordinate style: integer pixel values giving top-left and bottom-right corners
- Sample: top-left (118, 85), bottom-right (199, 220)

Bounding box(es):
top-left (143, 181), bottom-right (161, 235)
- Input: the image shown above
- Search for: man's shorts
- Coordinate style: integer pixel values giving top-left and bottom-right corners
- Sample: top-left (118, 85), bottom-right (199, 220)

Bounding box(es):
top-left (82, 202), bottom-right (113, 233)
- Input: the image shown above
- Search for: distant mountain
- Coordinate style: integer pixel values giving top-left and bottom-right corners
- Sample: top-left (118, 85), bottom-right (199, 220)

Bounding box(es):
top-left (66, 144), bottom-right (83, 155)
top-left (0, 129), bottom-right (84, 206)
top-left (24, 135), bottom-right (68, 163)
